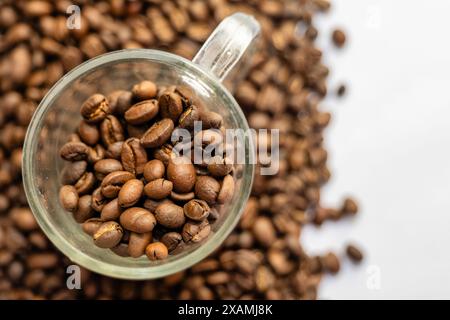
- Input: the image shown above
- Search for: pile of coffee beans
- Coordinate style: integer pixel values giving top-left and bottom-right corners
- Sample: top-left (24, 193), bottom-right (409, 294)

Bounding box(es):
top-left (0, 0), bottom-right (363, 299)
top-left (58, 82), bottom-right (235, 260)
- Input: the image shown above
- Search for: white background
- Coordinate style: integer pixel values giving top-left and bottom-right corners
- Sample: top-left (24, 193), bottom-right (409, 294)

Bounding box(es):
top-left (301, 0), bottom-right (450, 299)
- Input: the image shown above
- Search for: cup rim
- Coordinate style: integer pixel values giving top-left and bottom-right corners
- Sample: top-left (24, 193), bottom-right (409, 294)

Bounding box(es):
top-left (22, 49), bottom-right (255, 280)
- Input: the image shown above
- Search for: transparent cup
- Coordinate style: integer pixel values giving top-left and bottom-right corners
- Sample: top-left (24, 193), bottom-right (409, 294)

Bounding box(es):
top-left (22, 13), bottom-right (259, 280)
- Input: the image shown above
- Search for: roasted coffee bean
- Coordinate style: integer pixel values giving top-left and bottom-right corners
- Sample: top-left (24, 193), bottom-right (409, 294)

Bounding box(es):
top-left (82, 218), bottom-right (103, 236)
top-left (61, 160), bottom-right (87, 185)
top-left (145, 242), bottom-right (168, 261)
top-left (144, 178), bottom-right (173, 200)
top-left (143, 159), bottom-right (165, 182)
top-left (78, 121), bottom-right (100, 146)
top-left (120, 207), bottom-right (156, 233)
top-left (59, 185), bottom-right (78, 212)
top-left (332, 28), bottom-right (346, 48)
top-left (100, 198), bottom-right (122, 221)
top-left (128, 232), bottom-right (152, 258)
top-left (159, 90), bottom-right (183, 121)
top-left (160, 232), bottom-right (183, 252)
top-left (155, 202), bottom-right (185, 229)
top-left (143, 198), bottom-right (172, 212)
top-left (80, 94), bottom-right (110, 123)
top-left (111, 243), bottom-right (130, 257)
top-left (200, 111), bottom-right (223, 129)
top-left (182, 220), bottom-right (211, 243)
top-left (93, 221), bottom-right (123, 248)
top-left (178, 105), bottom-right (200, 129)
top-left (94, 159), bottom-right (123, 180)
top-left (252, 217), bottom-right (276, 247)
top-left (121, 138), bottom-right (148, 175)
top-left (108, 90), bottom-right (132, 115)
top-left (87, 144), bottom-right (106, 163)
top-left (105, 141), bottom-right (124, 160)
top-left (341, 197), bottom-right (358, 215)
top-left (346, 244), bottom-right (363, 263)
top-left (217, 174), bottom-right (234, 204)
top-left (101, 171), bottom-right (135, 198)
top-left (100, 115), bottom-right (124, 146)
top-left (207, 156), bottom-right (233, 177)
top-left (184, 199), bottom-right (210, 221)
top-left (195, 176), bottom-right (220, 205)
top-left (132, 80), bottom-right (157, 100)
top-left (171, 191), bottom-right (195, 202)
top-left (91, 187), bottom-right (107, 212)
top-left (124, 100), bottom-right (159, 125)
top-left (167, 157), bottom-right (196, 193)
top-left (321, 252), bottom-right (340, 274)
top-left (26, 253), bottom-right (58, 269)
top-left (73, 195), bottom-right (94, 223)
top-left (153, 144), bottom-right (175, 165)
top-left (59, 142), bottom-right (89, 161)
top-left (140, 118), bottom-right (174, 148)
top-left (10, 208), bottom-right (37, 231)
top-left (74, 172), bottom-right (95, 195)
top-left (118, 179), bottom-right (144, 208)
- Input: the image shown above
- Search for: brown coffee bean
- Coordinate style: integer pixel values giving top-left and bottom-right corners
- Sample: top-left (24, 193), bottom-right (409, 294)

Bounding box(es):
top-left (153, 144), bottom-right (175, 165)
top-left (207, 156), bottom-right (233, 177)
top-left (82, 218), bottom-right (103, 236)
top-left (167, 156), bottom-right (196, 193)
top-left (124, 100), bottom-right (159, 125)
top-left (94, 159), bottom-right (123, 180)
top-left (158, 90), bottom-right (183, 121)
top-left (346, 244), bottom-right (363, 263)
top-left (160, 232), bottom-right (183, 252)
top-left (118, 179), bottom-right (144, 208)
top-left (111, 243), bottom-right (130, 257)
top-left (143, 198), bottom-right (173, 212)
top-left (195, 176), bottom-right (220, 205)
top-left (100, 115), bottom-right (124, 146)
top-left (61, 160), bottom-right (87, 185)
top-left (128, 232), bottom-right (152, 258)
top-left (107, 90), bottom-right (132, 115)
top-left (155, 202), bottom-right (185, 229)
top-left (80, 94), bottom-right (110, 123)
top-left (322, 252), bottom-right (340, 274)
top-left (200, 111), bottom-right (223, 129)
top-left (341, 197), bottom-right (358, 215)
top-left (184, 199), bottom-right (210, 221)
top-left (121, 138), bottom-right (148, 175)
top-left (332, 29), bottom-right (346, 48)
top-left (145, 242), bottom-right (168, 261)
top-left (101, 171), bottom-right (135, 198)
top-left (252, 217), bottom-right (276, 247)
top-left (105, 141), bottom-right (124, 160)
top-left (10, 208), bottom-right (38, 231)
top-left (179, 105), bottom-right (200, 129)
top-left (73, 195), bottom-right (94, 223)
top-left (93, 221), bottom-right (123, 248)
top-left (100, 198), bottom-right (122, 221)
top-left (217, 174), bottom-right (234, 204)
top-left (87, 144), bottom-right (106, 163)
top-left (120, 207), bottom-right (156, 233)
top-left (132, 80), bottom-right (157, 100)
top-left (144, 178), bottom-right (173, 200)
top-left (140, 118), bottom-right (174, 148)
top-left (182, 220), bottom-right (211, 243)
top-left (143, 159), bottom-right (165, 182)
top-left (26, 253), bottom-right (58, 269)
top-left (60, 142), bottom-right (89, 161)
top-left (170, 191), bottom-right (195, 202)
top-left (59, 185), bottom-right (78, 212)
top-left (78, 121), bottom-right (100, 146)
top-left (74, 172), bottom-right (95, 195)
top-left (91, 187), bottom-right (107, 212)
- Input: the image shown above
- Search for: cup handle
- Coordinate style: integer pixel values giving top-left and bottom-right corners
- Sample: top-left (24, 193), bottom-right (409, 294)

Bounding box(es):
top-left (192, 12), bottom-right (261, 84)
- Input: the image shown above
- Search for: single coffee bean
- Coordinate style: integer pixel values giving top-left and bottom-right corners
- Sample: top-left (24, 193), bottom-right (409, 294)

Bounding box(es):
top-left (124, 100), bottom-right (159, 125)
top-left (346, 244), bottom-right (363, 263)
top-left (128, 232), bottom-right (152, 258)
top-left (200, 110), bottom-right (223, 129)
top-left (121, 138), bottom-right (148, 175)
top-left (207, 156), bottom-right (233, 177)
top-left (132, 80), bottom-right (157, 100)
top-left (73, 195), bottom-right (94, 223)
top-left (108, 90), bottom-right (133, 115)
top-left (144, 178), bottom-right (173, 200)
top-left (170, 191), bottom-right (195, 202)
top-left (60, 160), bottom-right (87, 185)
top-left (158, 90), bottom-right (183, 121)
top-left (91, 187), bottom-right (107, 212)
top-left (82, 218), bottom-right (103, 236)
top-left (100, 115), bottom-right (124, 146)
top-left (217, 174), bottom-right (234, 204)
top-left (140, 118), bottom-right (174, 148)
top-left (111, 243), bottom-right (130, 257)
top-left (78, 121), bottom-right (100, 146)
top-left (94, 159), bottom-right (123, 180)
top-left (59, 185), bottom-right (78, 212)
top-left (80, 94), bottom-right (110, 123)
top-left (93, 221), bottom-right (123, 248)
top-left (321, 252), bottom-right (340, 274)
top-left (194, 176), bottom-right (220, 205)
top-left (120, 207), bottom-right (156, 233)
top-left (178, 105), bottom-right (200, 129)
top-left (153, 144), bottom-right (174, 165)
top-left (332, 28), bottom-right (346, 48)
top-left (60, 141), bottom-right (89, 161)
top-left (341, 197), bottom-right (358, 215)
top-left (100, 198), bottom-right (122, 221)
top-left (87, 144), bottom-right (106, 163)
top-left (105, 141), bottom-right (124, 160)
top-left (184, 199), bottom-right (210, 221)
top-left (74, 172), bottom-right (95, 195)
top-left (143, 159), bottom-right (165, 182)
top-left (160, 232), bottom-right (183, 252)
top-left (155, 202), bottom-right (185, 229)
top-left (118, 179), bottom-right (144, 208)
top-left (167, 156), bottom-right (196, 193)
top-left (252, 216), bottom-right (276, 247)
top-left (126, 124), bottom-right (148, 139)
top-left (182, 219), bottom-right (211, 243)
top-left (143, 198), bottom-right (172, 212)
top-left (10, 208), bottom-right (37, 231)
top-left (145, 242), bottom-right (168, 261)
top-left (101, 171), bottom-right (135, 198)
top-left (194, 129), bottom-right (223, 147)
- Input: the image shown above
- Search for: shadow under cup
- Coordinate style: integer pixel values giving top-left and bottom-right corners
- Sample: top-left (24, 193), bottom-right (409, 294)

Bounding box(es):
top-left (22, 50), bottom-right (254, 280)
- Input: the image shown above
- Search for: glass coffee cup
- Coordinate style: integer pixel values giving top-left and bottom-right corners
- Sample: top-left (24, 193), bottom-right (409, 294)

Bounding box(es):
top-left (22, 13), bottom-right (259, 279)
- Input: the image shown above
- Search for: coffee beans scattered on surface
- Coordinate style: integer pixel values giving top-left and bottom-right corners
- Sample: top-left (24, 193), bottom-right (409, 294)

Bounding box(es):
top-left (0, 0), bottom-right (363, 300)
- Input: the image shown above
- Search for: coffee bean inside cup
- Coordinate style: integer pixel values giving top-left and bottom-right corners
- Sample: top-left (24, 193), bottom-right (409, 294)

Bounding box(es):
top-left (58, 81), bottom-right (235, 261)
